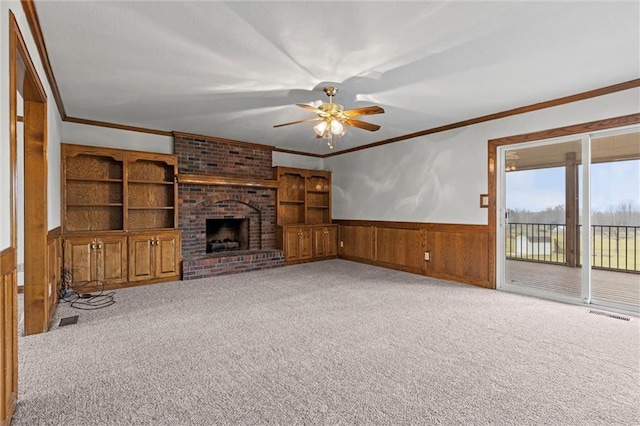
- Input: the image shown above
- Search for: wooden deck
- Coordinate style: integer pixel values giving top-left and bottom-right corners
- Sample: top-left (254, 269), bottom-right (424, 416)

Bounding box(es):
top-left (505, 260), bottom-right (639, 308)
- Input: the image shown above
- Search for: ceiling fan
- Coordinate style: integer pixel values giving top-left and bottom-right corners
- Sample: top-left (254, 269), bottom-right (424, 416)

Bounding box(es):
top-left (273, 86), bottom-right (385, 149)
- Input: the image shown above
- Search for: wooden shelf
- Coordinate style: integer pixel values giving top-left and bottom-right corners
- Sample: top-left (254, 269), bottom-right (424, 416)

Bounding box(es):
top-left (128, 180), bottom-right (174, 185)
top-left (68, 203), bottom-right (123, 207)
top-left (67, 177), bottom-right (123, 183)
top-left (62, 143), bottom-right (178, 233)
top-left (274, 166), bottom-right (332, 226)
top-left (128, 206), bottom-right (175, 210)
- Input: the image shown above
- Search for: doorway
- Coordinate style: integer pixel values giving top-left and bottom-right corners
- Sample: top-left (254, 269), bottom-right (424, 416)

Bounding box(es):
top-left (0, 11), bottom-right (50, 424)
top-left (496, 126), bottom-right (640, 314)
top-left (10, 11), bottom-right (50, 336)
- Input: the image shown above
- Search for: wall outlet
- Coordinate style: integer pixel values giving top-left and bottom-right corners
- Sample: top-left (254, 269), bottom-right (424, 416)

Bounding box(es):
top-left (424, 251), bottom-right (430, 261)
top-left (340, 241), bottom-right (344, 248)
top-left (17, 263), bottom-right (24, 272)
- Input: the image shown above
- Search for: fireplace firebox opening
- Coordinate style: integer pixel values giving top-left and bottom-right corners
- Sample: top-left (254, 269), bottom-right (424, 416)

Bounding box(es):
top-left (206, 218), bottom-right (249, 253)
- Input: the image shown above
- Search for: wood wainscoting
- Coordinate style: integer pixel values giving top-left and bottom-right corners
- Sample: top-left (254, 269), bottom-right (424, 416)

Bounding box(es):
top-left (335, 220), bottom-right (492, 288)
top-left (0, 247), bottom-right (18, 425)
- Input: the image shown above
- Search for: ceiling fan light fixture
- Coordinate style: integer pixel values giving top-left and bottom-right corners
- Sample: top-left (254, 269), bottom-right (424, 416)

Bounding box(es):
top-left (274, 85), bottom-right (384, 150)
top-left (313, 120), bottom-right (328, 137)
top-left (330, 119), bottom-right (343, 135)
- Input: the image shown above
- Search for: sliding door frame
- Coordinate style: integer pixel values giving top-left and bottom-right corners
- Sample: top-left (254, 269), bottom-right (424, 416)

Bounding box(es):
top-left (493, 123), bottom-right (639, 313)
top-left (496, 134), bottom-right (589, 305)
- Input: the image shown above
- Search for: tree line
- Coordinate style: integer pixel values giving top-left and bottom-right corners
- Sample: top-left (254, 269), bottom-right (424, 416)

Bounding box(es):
top-left (507, 201), bottom-right (640, 226)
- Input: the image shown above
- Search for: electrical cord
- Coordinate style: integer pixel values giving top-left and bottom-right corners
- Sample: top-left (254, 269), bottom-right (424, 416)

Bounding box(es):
top-left (59, 268), bottom-right (116, 310)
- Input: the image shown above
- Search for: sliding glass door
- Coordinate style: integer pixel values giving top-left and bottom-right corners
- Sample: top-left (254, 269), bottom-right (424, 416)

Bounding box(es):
top-left (497, 126), bottom-right (639, 314)
top-left (589, 129), bottom-right (640, 311)
top-left (499, 137), bottom-right (585, 304)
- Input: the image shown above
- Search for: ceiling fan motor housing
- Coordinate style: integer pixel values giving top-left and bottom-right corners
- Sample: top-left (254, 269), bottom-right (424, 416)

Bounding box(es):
top-left (323, 86), bottom-right (338, 97)
top-left (319, 103), bottom-right (346, 120)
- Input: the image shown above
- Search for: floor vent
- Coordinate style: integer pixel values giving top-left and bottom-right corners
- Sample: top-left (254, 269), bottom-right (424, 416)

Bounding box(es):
top-left (587, 310), bottom-right (631, 321)
top-left (58, 315), bottom-right (79, 327)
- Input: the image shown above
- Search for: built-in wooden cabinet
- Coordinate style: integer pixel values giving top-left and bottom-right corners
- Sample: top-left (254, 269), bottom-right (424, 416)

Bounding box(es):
top-left (275, 169), bottom-right (306, 225)
top-left (128, 231), bottom-right (181, 282)
top-left (127, 155), bottom-right (177, 230)
top-left (278, 226), bottom-right (313, 263)
top-left (61, 144), bottom-right (181, 289)
top-left (305, 174), bottom-right (331, 225)
top-left (274, 167), bottom-right (336, 264)
top-left (63, 235), bottom-right (128, 287)
top-left (274, 167), bottom-right (332, 225)
top-left (63, 150), bottom-right (124, 232)
top-left (312, 225), bottom-right (338, 258)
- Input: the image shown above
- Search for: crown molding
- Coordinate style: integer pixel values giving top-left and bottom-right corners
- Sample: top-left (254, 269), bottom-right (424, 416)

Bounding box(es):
top-left (21, 0), bottom-right (65, 118)
top-left (488, 112), bottom-right (640, 146)
top-left (65, 116), bottom-right (173, 137)
top-left (273, 147), bottom-right (324, 158)
top-left (323, 78), bottom-right (640, 158)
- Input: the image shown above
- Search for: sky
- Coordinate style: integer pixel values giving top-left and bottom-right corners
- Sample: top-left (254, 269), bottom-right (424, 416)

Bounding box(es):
top-left (506, 159), bottom-right (640, 212)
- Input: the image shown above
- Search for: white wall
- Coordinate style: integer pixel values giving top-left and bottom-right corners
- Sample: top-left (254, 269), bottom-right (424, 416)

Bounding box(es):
top-left (272, 151), bottom-right (324, 170)
top-left (325, 88), bottom-right (640, 224)
top-left (0, 5), bottom-right (12, 249)
top-left (0, 2), bottom-right (64, 251)
top-left (62, 121), bottom-right (173, 153)
top-left (64, 121), bottom-right (325, 169)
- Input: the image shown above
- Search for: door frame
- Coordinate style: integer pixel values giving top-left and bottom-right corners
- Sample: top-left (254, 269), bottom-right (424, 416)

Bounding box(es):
top-left (1, 11), bottom-right (50, 424)
top-left (10, 11), bottom-right (49, 335)
top-left (495, 134), bottom-right (589, 304)
top-left (489, 118), bottom-right (640, 313)
top-left (488, 113), bottom-right (640, 288)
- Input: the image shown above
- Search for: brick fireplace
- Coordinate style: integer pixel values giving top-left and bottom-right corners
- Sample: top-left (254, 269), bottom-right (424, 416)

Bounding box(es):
top-left (175, 133), bottom-right (283, 279)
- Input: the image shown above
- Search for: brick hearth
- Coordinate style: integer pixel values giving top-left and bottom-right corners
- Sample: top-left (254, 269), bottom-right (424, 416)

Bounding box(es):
top-left (175, 133), bottom-right (283, 279)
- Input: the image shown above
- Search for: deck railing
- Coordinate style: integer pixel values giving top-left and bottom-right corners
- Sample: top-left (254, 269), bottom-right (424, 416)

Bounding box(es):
top-left (506, 223), bottom-right (640, 273)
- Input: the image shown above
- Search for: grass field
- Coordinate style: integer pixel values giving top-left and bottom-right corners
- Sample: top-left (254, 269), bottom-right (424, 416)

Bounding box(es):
top-left (506, 233), bottom-right (640, 272)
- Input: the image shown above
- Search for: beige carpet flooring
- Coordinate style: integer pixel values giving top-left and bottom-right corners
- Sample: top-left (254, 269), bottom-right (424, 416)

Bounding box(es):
top-left (14, 259), bottom-right (640, 425)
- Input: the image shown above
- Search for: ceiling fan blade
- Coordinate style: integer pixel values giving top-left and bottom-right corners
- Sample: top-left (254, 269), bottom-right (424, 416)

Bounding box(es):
top-left (343, 105), bottom-right (385, 118)
top-left (273, 117), bottom-right (322, 128)
top-left (296, 103), bottom-right (323, 114)
top-left (346, 119), bottom-right (381, 132)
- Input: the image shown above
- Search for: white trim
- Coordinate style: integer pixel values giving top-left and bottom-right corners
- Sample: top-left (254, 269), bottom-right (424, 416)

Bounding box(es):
top-left (502, 287), bottom-right (639, 317)
top-left (496, 124), bottom-right (639, 311)
top-left (590, 297), bottom-right (640, 315)
top-left (581, 135), bottom-right (592, 303)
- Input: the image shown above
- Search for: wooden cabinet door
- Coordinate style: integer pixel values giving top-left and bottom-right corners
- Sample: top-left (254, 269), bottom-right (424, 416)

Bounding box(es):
top-left (63, 237), bottom-right (94, 284)
top-left (283, 227), bottom-right (301, 262)
top-left (299, 227), bottom-right (313, 260)
top-left (154, 231), bottom-right (181, 279)
top-left (128, 234), bottom-right (154, 282)
top-left (312, 226), bottom-right (326, 258)
top-left (325, 226), bottom-right (338, 257)
top-left (96, 235), bottom-right (127, 284)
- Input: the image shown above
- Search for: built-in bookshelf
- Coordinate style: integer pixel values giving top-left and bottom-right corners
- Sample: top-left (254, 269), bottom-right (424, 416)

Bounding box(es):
top-left (273, 166), bottom-right (336, 264)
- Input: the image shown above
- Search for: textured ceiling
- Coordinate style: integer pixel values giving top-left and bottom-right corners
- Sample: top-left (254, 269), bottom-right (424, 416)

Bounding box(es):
top-left (34, 1), bottom-right (640, 155)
